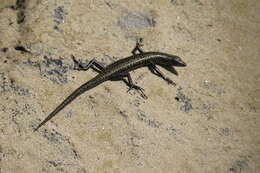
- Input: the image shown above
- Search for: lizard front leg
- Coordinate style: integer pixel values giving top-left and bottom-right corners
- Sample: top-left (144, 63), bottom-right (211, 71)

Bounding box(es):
top-left (131, 38), bottom-right (144, 55)
top-left (148, 63), bottom-right (176, 86)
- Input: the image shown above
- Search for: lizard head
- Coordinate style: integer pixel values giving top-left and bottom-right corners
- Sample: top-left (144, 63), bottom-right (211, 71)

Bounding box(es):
top-left (169, 55), bottom-right (186, 67)
top-left (158, 53), bottom-right (187, 67)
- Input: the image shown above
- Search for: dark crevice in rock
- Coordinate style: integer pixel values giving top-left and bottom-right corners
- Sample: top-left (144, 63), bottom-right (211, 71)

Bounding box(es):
top-left (1, 48), bottom-right (8, 53)
top-left (16, 0), bottom-right (27, 24)
top-left (14, 46), bottom-right (31, 53)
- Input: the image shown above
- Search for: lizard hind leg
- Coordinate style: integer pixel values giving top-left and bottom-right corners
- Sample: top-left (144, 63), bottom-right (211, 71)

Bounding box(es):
top-left (125, 73), bottom-right (147, 99)
top-left (110, 72), bottom-right (147, 99)
top-left (71, 55), bottom-right (106, 73)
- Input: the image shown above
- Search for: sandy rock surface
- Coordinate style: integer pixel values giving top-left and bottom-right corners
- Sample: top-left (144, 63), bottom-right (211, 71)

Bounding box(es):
top-left (0, 0), bottom-right (259, 172)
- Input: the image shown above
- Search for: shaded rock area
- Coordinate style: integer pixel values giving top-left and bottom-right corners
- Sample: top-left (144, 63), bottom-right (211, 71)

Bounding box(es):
top-left (0, 0), bottom-right (259, 173)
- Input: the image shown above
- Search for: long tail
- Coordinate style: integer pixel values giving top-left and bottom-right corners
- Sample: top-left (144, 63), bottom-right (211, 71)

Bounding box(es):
top-left (34, 76), bottom-right (104, 131)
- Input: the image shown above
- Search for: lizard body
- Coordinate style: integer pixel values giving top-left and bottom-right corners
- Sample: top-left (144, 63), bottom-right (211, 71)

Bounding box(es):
top-left (34, 41), bottom-right (186, 131)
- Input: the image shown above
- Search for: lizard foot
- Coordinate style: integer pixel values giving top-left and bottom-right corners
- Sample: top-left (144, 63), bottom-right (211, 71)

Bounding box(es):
top-left (165, 77), bottom-right (176, 86)
top-left (127, 84), bottom-right (147, 99)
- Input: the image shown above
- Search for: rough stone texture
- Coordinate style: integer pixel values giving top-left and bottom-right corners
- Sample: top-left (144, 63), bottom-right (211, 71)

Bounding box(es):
top-left (0, 0), bottom-right (259, 173)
